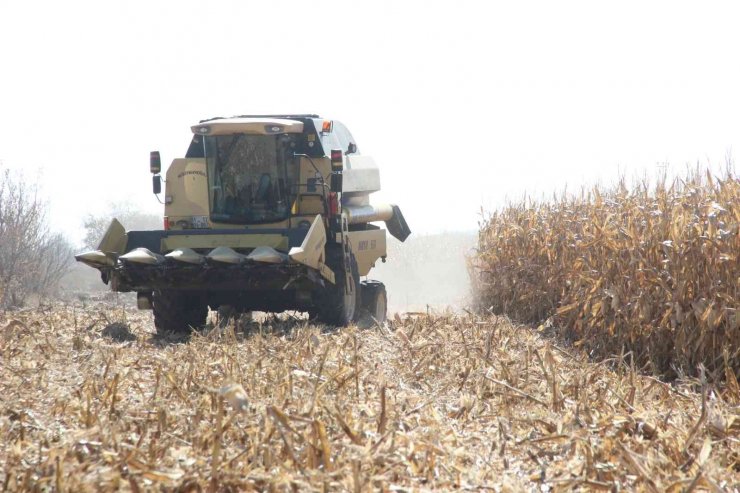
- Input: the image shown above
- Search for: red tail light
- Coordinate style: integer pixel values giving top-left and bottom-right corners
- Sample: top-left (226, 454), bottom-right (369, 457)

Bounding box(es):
top-left (163, 216), bottom-right (170, 230)
top-left (328, 192), bottom-right (339, 216)
top-left (331, 149), bottom-right (343, 171)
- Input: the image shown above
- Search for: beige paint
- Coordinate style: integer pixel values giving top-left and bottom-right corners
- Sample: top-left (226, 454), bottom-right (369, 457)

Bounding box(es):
top-left (347, 228), bottom-right (387, 276)
top-left (161, 233), bottom-right (288, 252)
top-left (210, 219), bottom-right (291, 230)
top-left (98, 218), bottom-right (127, 254)
top-left (298, 156), bottom-right (331, 193)
top-left (164, 158), bottom-right (209, 219)
top-left (288, 215), bottom-right (335, 283)
top-left (155, 123), bottom-right (392, 281)
top-left (293, 194), bottom-right (325, 216)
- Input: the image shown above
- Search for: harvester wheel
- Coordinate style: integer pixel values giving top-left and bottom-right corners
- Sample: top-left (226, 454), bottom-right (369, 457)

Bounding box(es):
top-left (315, 254), bottom-right (360, 327)
top-left (359, 280), bottom-right (387, 326)
top-left (152, 290), bottom-right (208, 335)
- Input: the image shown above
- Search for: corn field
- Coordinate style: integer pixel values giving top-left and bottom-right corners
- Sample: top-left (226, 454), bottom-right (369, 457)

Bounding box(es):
top-left (472, 168), bottom-right (739, 381)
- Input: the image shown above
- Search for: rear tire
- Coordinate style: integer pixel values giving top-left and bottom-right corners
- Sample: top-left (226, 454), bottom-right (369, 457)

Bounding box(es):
top-left (359, 280), bottom-right (387, 326)
top-left (315, 253), bottom-right (360, 327)
top-left (152, 290), bottom-right (208, 335)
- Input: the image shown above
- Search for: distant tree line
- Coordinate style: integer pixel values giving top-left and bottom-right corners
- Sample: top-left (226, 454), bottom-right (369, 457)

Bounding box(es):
top-left (0, 169), bottom-right (74, 308)
top-left (82, 202), bottom-right (161, 250)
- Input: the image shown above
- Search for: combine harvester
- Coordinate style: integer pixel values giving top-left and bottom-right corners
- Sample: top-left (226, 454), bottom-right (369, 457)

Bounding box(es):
top-left (76, 115), bottom-right (410, 333)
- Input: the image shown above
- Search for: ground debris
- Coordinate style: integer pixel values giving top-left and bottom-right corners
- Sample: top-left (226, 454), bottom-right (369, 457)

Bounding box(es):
top-left (1, 305), bottom-right (739, 491)
top-left (101, 322), bottom-right (136, 342)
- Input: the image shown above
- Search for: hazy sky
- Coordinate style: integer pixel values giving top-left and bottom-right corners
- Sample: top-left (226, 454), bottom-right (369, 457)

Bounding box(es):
top-left (1, 1), bottom-right (738, 244)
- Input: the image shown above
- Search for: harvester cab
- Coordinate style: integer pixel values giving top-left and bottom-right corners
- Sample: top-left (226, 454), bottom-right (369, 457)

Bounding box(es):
top-left (76, 114), bottom-right (410, 333)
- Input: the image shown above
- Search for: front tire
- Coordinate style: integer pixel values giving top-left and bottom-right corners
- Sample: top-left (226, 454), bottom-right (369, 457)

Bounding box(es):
top-left (152, 290), bottom-right (208, 335)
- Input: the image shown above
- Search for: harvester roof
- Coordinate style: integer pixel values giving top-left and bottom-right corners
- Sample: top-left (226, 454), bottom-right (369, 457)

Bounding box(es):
top-left (200, 114), bottom-right (320, 122)
top-left (186, 114), bottom-right (359, 158)
top-left (191, 117), bottom-right (304, 136)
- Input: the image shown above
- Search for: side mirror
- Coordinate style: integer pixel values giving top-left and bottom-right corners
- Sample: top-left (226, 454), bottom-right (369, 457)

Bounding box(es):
top-left (150, 151), bottom-right (161, 174)
top-left (330, 172), bottom-right (343, 193)
top-left (346, 142), bottom-right (357, 154)
top-left (153, 175), bottom-right (162, 194)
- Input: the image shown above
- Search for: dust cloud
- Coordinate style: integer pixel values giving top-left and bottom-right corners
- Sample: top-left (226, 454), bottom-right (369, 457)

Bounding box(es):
top-left (370, 231), bottom-right (477, 314)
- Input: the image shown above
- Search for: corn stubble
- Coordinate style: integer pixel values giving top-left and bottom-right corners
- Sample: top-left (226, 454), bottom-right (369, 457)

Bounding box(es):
top-left (1, 305), bottom-right (739, 491)
top-left (472, 169), bottom-right (739, 381)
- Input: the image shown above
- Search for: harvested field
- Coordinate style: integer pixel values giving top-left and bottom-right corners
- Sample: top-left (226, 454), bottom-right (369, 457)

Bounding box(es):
top-left (2, 303), bottom-right (739, 491)
top-left (472, 169), bottom-right (739, 381)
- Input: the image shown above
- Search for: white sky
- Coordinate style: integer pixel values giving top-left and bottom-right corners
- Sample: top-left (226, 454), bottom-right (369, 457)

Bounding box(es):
top-left (1, 1), bottom-right (739, 245)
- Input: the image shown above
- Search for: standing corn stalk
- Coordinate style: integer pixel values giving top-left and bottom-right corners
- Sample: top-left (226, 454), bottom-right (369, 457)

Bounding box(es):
top-left (473, 167), bottom-right (739, 380)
